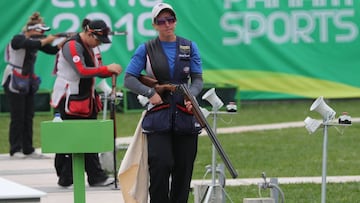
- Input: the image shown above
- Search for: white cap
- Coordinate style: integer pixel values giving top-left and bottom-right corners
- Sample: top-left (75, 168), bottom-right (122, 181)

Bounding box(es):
top-left (152, 3), bottom-right (176, 23)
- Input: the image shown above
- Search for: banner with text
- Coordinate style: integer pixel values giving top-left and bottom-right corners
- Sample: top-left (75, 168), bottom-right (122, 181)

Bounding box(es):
top-left (0, 0), bottom-right (359, 100)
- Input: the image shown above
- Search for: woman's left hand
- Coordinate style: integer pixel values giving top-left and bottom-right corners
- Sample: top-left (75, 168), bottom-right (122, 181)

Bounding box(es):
top-left (185, 99), bottom-right (192, 112)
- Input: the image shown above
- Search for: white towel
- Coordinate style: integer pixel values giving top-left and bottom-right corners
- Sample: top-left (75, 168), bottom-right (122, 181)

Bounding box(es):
top-left (118, 111), bottom-right (149, 203)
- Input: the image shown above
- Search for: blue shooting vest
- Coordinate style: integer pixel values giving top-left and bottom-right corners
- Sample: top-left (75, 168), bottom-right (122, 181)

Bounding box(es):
top-left (142, 36), bottom-right (201, 134)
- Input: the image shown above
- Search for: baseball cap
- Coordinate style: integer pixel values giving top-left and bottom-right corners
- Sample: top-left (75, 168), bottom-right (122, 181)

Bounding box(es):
top-left (88, 20), bottom-right (111, 43)
top-left (152, 3), bottom-right (176, 23)
top-left (27, 23), bottom-right (51, 32)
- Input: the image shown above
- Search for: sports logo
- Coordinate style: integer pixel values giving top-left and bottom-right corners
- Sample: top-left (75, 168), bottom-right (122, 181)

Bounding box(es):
top-left (179, 45), bottom-right (190, 54)
top-left (72, 55), bottom-right (80, 63)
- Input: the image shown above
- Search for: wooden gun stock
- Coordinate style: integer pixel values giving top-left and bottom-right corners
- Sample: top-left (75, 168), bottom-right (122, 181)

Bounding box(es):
top-left (138, 75), bottom-right (159, 88)
top-left (138, 75), bottom-right (177, 94)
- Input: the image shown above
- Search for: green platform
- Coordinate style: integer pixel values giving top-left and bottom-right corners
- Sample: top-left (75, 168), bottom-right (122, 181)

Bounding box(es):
top-left (41, 119), bottom-right (114, 203)
top-left (41, 120), bottom-right (113, 153)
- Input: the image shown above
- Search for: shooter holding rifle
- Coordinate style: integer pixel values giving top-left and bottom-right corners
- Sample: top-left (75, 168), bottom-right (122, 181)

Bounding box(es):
top-left (123, 4), bottom-right (211, 202)
top-left (50, 18), bottom-right (122, 188)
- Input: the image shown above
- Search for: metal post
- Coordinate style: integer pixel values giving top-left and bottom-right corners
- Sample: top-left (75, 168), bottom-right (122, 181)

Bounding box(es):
top-left (199, 110), bottom-right (236, 203)
top-left (270, 178), bottom-right (279, 203)
top-left (212, 110), bottom-right (217, 186)
top-left (321, 124), bottom-right (328, 203)
top-left (203, 109), bottom-right (218, 203)
top-left (218, 163), bottom-right (226, 203)
top-left (202, 108), bottom-right (228, 203)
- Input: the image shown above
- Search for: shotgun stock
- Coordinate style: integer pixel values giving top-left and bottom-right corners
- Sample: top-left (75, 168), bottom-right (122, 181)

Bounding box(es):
top-left (138, 75), bottom-right (177, 94)
top-left (138, 75), bottom-right (158, 88)
top-left (138, 75), bottom-right (238, 178)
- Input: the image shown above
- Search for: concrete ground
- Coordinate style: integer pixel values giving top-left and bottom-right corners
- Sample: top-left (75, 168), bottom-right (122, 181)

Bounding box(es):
top-left (0, 152), bottom-right (124, 203)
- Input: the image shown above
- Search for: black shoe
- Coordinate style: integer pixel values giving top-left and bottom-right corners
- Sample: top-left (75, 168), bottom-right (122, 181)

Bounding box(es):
top-left (89, 177), bottom-right (115, 187)
top-left (58, 177), bottom-right (73, 187)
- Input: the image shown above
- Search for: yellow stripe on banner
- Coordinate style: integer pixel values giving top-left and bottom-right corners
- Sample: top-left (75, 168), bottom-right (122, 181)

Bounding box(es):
top-left (203, 70), bottom-right (360, 98)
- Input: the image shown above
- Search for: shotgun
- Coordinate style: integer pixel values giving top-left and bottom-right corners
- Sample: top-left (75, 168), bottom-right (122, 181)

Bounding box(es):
top-left (32, 31), bottom-right (129, 38)
top-left (110, 74), bottom-right (119, 188)
top-left (138, 75), bottom-right (238, 178)
top-left (57, 31), bottom-right (128, 37)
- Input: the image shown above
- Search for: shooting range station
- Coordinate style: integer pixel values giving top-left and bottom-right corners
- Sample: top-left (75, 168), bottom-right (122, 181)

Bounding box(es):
top-left (193, 87), bottom-right (238, 203)
top-left (304, 96), bottom-right (352, 203)
top-left (41, 120), bottom-right (114, 203)
top-left (1, 1), bottom-right (360, 202)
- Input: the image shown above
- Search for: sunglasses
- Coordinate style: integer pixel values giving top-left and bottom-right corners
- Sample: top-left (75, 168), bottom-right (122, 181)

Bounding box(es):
top-left (92, 34), bottom-right (101, 42)
top-left (35, 30), bottom-right (45, 34)
top-left (155, 16), bottom-right (176, 25)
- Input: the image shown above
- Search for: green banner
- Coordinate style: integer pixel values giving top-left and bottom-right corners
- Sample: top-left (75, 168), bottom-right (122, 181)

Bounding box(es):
top-left (1, 0), bottom-right (360, 100)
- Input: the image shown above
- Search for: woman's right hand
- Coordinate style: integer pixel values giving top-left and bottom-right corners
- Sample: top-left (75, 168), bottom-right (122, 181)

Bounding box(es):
top-left (107, 63), bottom-right (122, 75)
top-left (149, 92), bottom-right (163, 105)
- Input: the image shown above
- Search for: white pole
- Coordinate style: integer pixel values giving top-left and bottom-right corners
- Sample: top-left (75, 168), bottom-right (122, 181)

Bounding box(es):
top-left (212, 110), bottom-right (217, 186)
top-left (321, 124), bottom-right (328, 203)
top-left (204, 109), bottom-right (217, 203)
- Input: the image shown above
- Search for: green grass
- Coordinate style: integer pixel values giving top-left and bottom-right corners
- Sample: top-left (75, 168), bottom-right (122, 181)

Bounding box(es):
top-left (1, 98), bottom-right (360, 202)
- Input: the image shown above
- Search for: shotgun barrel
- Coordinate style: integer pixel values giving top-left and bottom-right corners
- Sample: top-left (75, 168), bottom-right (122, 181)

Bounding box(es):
top-left (110, 74), bottom-right (119, 188)
top-left (179, 84), bottom-right (238, 178)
